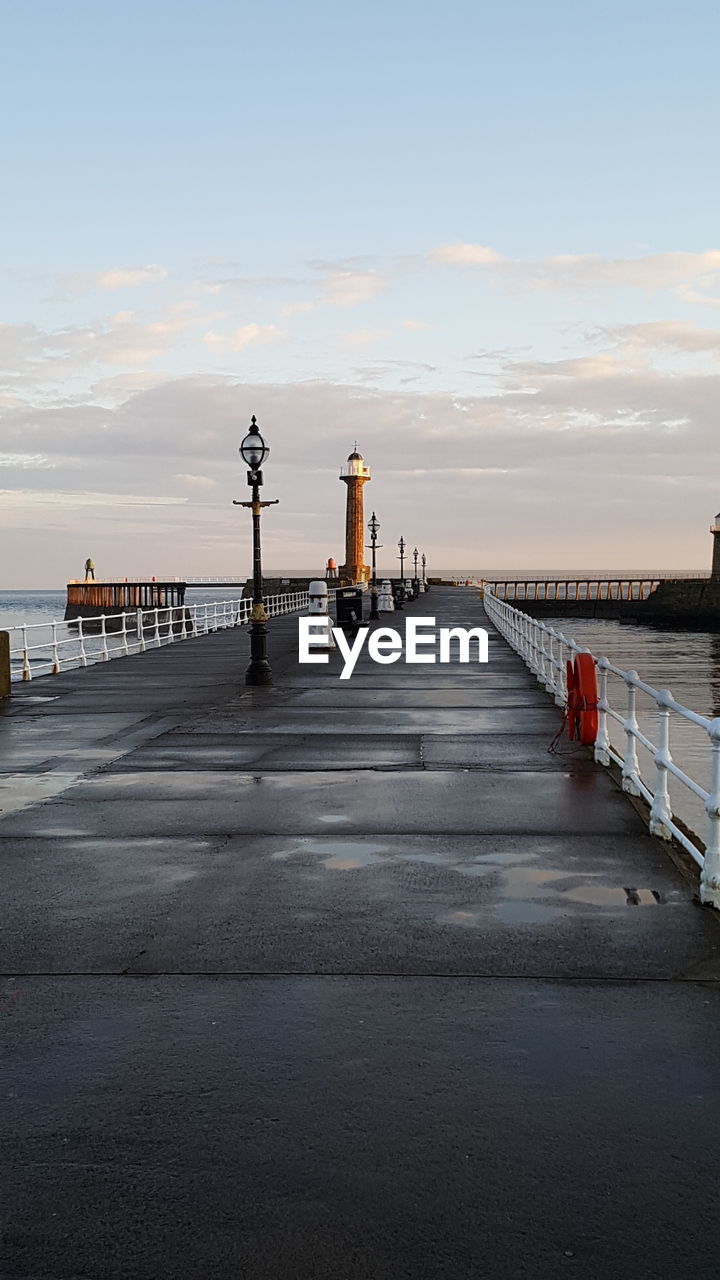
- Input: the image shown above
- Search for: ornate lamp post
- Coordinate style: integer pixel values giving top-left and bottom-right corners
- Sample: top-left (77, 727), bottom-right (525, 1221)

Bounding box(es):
top-left (412, 546), bottom-right (419, 595)
top-left (233, 415), bottom-right (278, 685)
top-left (396, 535), bottom-right (406, 611)
top-left (421, 552), bottom-right (427, 590)
top-left (367, 512), bottom-right (382, 620)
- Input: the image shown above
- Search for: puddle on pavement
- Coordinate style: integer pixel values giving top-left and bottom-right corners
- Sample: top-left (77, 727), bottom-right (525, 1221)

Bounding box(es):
top-left (494, 901), bottom-right (567, 925)
top-left (273, 839), bottom-right (389, 870)
top-left (501, 867), bottom-right (571, 898)
top-left (440, 902), bottom-right (566, 926)
top-left (9, 695), bottom-right (59, 703)
top-left (563, 885), bottom-right (632, 906)
top-left (0, 772), bottom-right (83, 820)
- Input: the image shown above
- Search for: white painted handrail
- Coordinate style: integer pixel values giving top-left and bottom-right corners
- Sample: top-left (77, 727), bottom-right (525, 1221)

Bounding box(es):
top-left (7, 590), bottom-right (336, 686)
top-left (484, 589), bottom-right (720, 909)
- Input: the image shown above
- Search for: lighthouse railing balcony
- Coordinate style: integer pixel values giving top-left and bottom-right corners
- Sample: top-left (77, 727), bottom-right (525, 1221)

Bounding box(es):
top-left (483, 589), bottom-right (720, 909)
top-left (340, 459), bottom-right (371, 478)
top-left (6, 589), bottom-right (336, 684)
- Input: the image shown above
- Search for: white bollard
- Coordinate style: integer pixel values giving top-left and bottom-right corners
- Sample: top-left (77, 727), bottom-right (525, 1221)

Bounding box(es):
top-left (307, 579), bottom-right (335, 651)
top-left (378, 579), bottom-right (395, 612)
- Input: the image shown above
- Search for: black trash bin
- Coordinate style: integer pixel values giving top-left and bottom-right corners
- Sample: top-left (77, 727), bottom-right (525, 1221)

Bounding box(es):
top-left (336, 587), bottom-right (364, 626)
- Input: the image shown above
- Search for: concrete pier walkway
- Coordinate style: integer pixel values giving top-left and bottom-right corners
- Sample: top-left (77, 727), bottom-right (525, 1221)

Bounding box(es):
top-left (2, 588), bottom-right (720, 1279)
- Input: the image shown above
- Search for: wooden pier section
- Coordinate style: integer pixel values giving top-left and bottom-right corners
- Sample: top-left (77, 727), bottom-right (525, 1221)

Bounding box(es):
top-left (2, 588), bottom-right (720, 1278)
top-left (65, 578), bottom-right (187, 620)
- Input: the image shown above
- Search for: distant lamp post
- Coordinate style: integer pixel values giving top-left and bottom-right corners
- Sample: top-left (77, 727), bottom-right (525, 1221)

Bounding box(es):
top-left (396, 535), bottom-right (406, 610)
top-left (421, 552), bottom-right (427, 590)
top-left (412, 546), bottom-right (419, 595)
top-left (367, 512), bottom-right (382, 620)
top-left (233, 415), bottom-right (279, 685)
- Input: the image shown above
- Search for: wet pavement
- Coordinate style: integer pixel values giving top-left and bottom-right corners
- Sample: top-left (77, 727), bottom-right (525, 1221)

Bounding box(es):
top-left (2, 587), bottom-right (720, 1279)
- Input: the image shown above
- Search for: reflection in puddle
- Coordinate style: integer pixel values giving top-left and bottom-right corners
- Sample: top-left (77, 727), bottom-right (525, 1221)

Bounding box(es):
top-left (0, 772), bottom-right (83, 820)
top-left (494, 901), bottom-right (566, 925)
top-left (463, 850), bottom-right (537, 869)
top-left (501, 867), bottom-right (571, 898)
top-left (563, 885), bottom-right (629, 906)
top-left (272, 839), bottom-right (389, 870)
top-left (269, 840), bottom-right (663, 916)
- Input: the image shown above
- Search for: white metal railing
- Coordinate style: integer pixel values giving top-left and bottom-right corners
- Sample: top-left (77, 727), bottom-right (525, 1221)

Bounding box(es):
top-left (483, 589), bottom-right (720, 909)
top-left (6, 590), bottom-right (335, 684)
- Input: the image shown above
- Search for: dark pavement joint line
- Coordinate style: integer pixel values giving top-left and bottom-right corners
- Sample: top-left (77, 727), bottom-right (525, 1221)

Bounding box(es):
top-left (3, 588), bottom-right (720, 1279)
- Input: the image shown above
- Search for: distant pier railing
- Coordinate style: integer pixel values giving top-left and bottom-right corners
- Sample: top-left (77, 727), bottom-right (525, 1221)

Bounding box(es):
top-left (482, 573), bottom-right (712, 602)
top-left (486, 579), bottom-right (661, 602)
top-left (8, 590), bottom-right (326, 683)
top-left (484, 589), bottom-right (720, 909)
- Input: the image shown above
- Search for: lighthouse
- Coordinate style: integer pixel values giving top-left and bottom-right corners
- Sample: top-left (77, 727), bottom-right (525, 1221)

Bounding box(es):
top-left (711, 512), bottom-right (720, 580)
top-left (339, 448), bottom-right (371, 584)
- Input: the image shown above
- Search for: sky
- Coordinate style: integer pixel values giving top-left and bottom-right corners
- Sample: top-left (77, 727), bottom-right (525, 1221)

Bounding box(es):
top-left (2, 0), bottom-right (720, 586)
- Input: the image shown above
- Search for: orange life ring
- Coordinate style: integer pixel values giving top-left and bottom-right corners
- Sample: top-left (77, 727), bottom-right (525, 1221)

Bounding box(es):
top-left (566, 653), bottom-right (598, 745)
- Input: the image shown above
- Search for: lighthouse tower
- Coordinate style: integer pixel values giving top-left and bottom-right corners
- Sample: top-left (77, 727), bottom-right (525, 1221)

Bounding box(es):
top-left (339, 448), bottom-right (371, 583)
top-left (711, 512), bottom-right (720, 580)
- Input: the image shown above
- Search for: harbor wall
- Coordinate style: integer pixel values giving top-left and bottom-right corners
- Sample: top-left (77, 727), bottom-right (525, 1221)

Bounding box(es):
top-left (519, 579), bottom-right (720, 629)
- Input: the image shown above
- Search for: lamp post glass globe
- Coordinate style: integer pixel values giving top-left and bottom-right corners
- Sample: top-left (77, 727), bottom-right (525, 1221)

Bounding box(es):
top-left (240, 415), bottom-right (269, 475)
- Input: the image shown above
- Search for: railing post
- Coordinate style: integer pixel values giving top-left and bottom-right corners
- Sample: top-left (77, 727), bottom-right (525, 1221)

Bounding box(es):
top-left (649, 690), bottom-right (673, 840)
top-left (136, 608), bottom-right (146, 652)
top-left (154, 609), bottom-right (161, 646)
top-left (544, 631), bottom-right (556, 695)
top-left (0, 632), bottom-right (10, 698)
top-left (121, 612), bottom-right (129, 656)
top-left (533, 621), bottom-right (543, 680)
top-left (100, 614), bottom-right (109, 660)
top-left (78, 618), bottom-right (87, 667)
top-left (594, 659), bottom-right (611, 766)
top-left (21, 625), bottom-right (32, 680)
top-left (700, 717), bottom-right (720, 907)
top-left (621, 673), bottom-right (642, 796)
top-left (51, 623), bottom-right (60, 674)
top-left (555, 634), bottom-right (566, 706)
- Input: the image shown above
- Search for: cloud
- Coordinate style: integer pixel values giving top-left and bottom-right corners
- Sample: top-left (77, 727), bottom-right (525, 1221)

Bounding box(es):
top-left (280, 299), bottom-right (319, 317)
top-left (523, 250), bottom-right (720, 296)
top-left (0, 489), bottom-right (186, 509)
top-left (96, 265), bottom-right (168, 289)
top-left (320, 269), bottom-right (387, 307)
top-left (402, 319), bottom-right (435, 331)
top-left (55, 265), bottom-right (169, 296)
top-left (202, 323), bottom-right (288, 352)
top-left (4, 360), bottom-right (720, 585)
top-left (278, 265), bottom-right (388, 317)
top-left (428, 243), bottom-right (504, 265)
top-left (427, 244), bottom-right (720, 303)
top-left (0, 306), bottom-right (213, 389)
top-left (173, 473), bottom-right (215, 490)
top-left (605, 321), bottom-right (720, 356)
